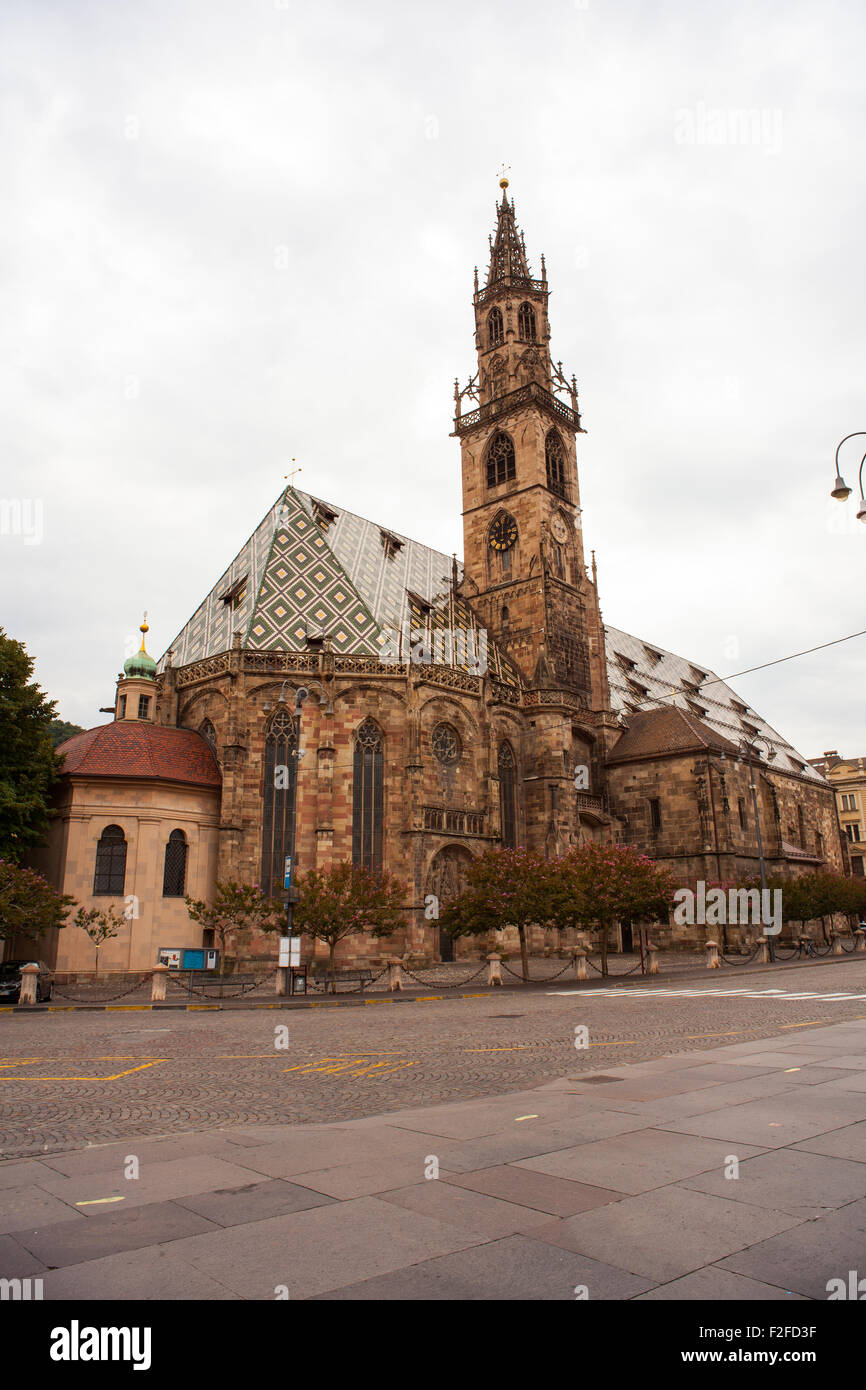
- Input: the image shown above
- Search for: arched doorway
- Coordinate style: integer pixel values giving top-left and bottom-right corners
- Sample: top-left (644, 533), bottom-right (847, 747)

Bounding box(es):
top-left (426, 845), bottom-right (474, 962)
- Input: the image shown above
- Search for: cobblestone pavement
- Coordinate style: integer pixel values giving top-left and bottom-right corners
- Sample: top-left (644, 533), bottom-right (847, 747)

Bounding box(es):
top-left (1, 958), bottom-right (865, 1161)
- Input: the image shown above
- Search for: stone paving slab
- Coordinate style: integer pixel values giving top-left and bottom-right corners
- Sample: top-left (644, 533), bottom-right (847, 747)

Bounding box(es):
top-left (1, 1013), bottom-right (865, 1300)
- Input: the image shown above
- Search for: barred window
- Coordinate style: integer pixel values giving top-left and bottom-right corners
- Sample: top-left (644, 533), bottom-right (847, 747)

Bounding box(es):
top-left (545, 430), bottom-right (566, 497)
top-left (94, 825), bottom-right (127, 896)
top-left (517, 302), bottom-right (536, 341)
top-left (162, 829), bottom-right (188, 897)
top-left (261, 707), bottom-right (298, 899)
top-left (498, 742), bottom-right (517, 848)
top-left (486, 430), bottom-right (516, 488)
top-left (432, 723), bottom-right (461, 766)
top-left (353, 719), bottom-right (384, 872)
top-left (487, 306), bottom-right (504, 347)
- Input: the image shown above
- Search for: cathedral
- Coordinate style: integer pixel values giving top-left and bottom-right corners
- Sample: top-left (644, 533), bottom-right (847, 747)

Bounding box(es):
top-left (31, 184), bottom-right (844, 976)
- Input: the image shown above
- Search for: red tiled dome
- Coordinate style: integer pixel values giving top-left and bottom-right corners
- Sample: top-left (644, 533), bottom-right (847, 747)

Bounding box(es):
top-left (57, 723), bottom-right (221, 789)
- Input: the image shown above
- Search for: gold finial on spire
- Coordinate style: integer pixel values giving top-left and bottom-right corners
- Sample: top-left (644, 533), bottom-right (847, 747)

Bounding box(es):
top-left (139, 611), bottom-right (149, 650)
top-left (498, 161), bottom-right (510, 190)
top-left (284, 457), bottom-right (302, 487)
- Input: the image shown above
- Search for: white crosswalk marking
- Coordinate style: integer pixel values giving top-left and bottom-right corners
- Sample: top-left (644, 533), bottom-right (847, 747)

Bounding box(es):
top-left (549, 986), bottom-right (865, 1001)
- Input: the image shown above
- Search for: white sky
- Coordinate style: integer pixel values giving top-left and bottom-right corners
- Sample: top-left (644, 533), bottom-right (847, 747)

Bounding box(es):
top-left (2, 0), bottom-right (865, 759)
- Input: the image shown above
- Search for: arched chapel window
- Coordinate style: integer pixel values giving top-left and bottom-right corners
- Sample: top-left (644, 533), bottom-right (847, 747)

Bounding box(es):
top-left (518, 302), bottom-right (536, 341)
top-left (261, 707), bottom-right (298, 898)
top-left (498, 742), bottom-right (517, 849)
top-left (487, 306), bottom-right (504, 348)
top-left (353, 719), bottom-right (384, 872)
top-left (94, 825), bottom-right (127, 896)
top-left (162, 829), bottom-right (188, 898)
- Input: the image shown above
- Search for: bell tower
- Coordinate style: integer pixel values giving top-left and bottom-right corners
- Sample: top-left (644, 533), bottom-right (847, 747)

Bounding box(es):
top-left (453, 179), bottom-right (608, 710)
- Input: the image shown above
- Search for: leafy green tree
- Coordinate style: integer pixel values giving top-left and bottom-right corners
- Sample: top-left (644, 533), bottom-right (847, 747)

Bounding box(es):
top-left (0, 860), bottom-right (73, 942)
top-left (293, 861), bottom-right (406, 984)
top-left (0, 630), bottom-right (62, 860)
top-left (70, 905), bottom-right (126, 976)
top-left (440, 847), bottom-right (554, 980)
top-left (185, 881), bottom-right (285, 975)
top-left (50, 719), bottom-right (85, 748)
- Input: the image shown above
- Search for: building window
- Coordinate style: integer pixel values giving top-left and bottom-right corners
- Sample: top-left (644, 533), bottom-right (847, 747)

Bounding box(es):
top-left (841, 793), bottom-right (858, 811)
top-left (545, 430), bottom-right (566, 497)
top-left (498, 741), bottom-right (517, 848)
top-left (93, 825), bottom-right (127, 896)
top-left (486, 430), bottom-right (516, 488)
top-left (431, 722), bottom-right (461, 766)
top-left (846, 823), bottom-right (861, 843)
top-left (118, 694), bottom-right (127, 718)
top-left (517, 302), bottom-right (536, 341)
top-left (797, 805), bottom-right (806, 847)
top-left (487, 306), bottom-right (504, 348)
top-left (162, 830), bottom-right (188, 897)
top-left (649, 798), bottom-right (662, 832)
top-left (738, 798), bottom-right (747, 830)
top-left (138, 695), bottom-right (151, 720)
top-left (353, 718), bottom-right (384, 872)
top-left (199, 719), bottom-right (217, 752)
top-left (852, 856), bottom-right (864, 877)
top-left (261, 708), bottom-right (298, 899)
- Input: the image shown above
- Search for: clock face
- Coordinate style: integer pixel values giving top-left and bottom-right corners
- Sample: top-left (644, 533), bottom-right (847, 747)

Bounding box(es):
top-left (489, 513), bottom-right (518, 552)
top-left (551, 513), bottom-right (568, 544)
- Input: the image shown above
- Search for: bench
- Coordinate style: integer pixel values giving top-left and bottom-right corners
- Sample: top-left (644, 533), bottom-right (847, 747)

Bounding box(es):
top-left (185, 972), bottom-right (260, 995)
top-left (314, 968), bottom-right (374, 994)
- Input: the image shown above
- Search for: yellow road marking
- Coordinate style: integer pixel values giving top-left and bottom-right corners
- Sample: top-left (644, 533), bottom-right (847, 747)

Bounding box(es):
top-left (779, 1021), bottom-right (824, 1029)
top-left (465, 1046), bottom-right (527, 1052)
top-left (76, 1197), bottom-right (126, 1207)
top-left (514, 1115), bottom-right (538, 1121)
top-left (684, 1031), bottom-right (744, 1039)
top-left (0, 1061), bottom-right (167, 1082)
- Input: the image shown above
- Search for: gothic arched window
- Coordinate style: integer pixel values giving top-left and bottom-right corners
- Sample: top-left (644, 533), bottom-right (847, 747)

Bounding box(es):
top-left (261, 707), bottom-right (298, 898)
top-left (545, 429), bottom-right (567, 497)
top-left (487, 306), bottom-right (504, 348)
top-left (518, 302), bottom-right (536, 341)
top-left (199, 719), bottom-right (217, 753)
top-left (353, 719), bottom-right (384, 872)
top-left (498, 742), bottom-right (517, 849)
top-left (486, 430), bottom-right (516, 488)
top-left (94, 825), bottom-right (127, 896)
top-left (162, 829), bottom-right (188, 898)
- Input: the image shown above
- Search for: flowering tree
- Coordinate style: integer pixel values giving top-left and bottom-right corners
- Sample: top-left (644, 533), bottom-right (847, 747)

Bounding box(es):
top-left (0, 860), bottom-right (73, 942)
top-left (70, 905), bottom-right (126, 976)
top-left (552, 843), bottom-right (677, 976)
top-left (292, 861), bottom-right (406, 982)
top-left (439, 847), bottom-right (555, 980)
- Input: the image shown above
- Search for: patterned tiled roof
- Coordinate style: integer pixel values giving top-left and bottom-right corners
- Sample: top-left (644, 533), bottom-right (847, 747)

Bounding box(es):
top-left (57, 724), bottom-right (221, 788)
top-left (605, 624), bottom-right (825, 784)
top-left (160, 486), bottom-right (520, 684)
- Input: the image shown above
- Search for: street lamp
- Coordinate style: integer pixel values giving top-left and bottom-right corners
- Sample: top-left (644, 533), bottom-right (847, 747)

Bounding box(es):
top-left (737, 736), bottom-right (777, 961)
top-left (829, 432), bottom-right (866, 521)
top-left (261, 678), bottom-right (334, 991)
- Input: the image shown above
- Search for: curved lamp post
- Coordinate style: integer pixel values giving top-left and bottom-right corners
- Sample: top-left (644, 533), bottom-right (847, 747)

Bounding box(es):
top-left (830, 432), bottom-right (866, 522)
top-left (261, 679), bottom-right (334, 985)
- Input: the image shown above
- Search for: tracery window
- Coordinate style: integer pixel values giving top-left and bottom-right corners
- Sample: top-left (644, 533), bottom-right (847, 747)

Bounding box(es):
top-left (353, 719), bottom-right (384, 872)
top-left (517, 302), bottom-right (536, 341)
top-left (487, 306), bottom-right (504, 348)
top-left (498, 742), bottom-right (517, 848)
top-left (162, 829), bottom-right (188, 897)
top-left (431, 723), bottom-right (461, 767)
top-left (486, 430), bottom-right (516, 488)
top-left (94, 825), bottom-right (127, 896)
top-left (545, 430), bottom-right (567, 497)
top-left (261, 707), bottom-right (298, 898)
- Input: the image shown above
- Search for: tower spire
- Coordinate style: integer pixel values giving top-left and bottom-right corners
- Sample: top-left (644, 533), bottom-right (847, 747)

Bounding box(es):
top-left (486, 183), bottom-right (531, 286)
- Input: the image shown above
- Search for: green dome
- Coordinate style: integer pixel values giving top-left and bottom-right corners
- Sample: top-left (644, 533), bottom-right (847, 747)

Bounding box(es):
top-left (124, 619), bottom-right (156, 680)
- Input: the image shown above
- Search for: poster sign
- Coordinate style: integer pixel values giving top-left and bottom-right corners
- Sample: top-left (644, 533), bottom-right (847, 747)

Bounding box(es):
top-left (283, 855), bottom-right (293, 889)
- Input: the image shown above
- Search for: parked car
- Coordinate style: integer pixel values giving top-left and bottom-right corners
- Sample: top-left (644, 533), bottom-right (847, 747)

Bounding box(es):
top-left (0, 960), bottom-right (53, 1003)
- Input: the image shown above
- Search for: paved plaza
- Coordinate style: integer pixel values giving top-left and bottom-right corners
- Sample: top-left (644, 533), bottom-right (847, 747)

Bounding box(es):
top-left (1, 957), bottom-right (865, 1299)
